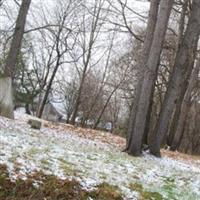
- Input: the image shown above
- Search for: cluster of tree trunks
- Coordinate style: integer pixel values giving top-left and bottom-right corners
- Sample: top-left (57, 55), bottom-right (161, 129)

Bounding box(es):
top-left (171, 59), bottom-right (200, 152)
top-left (125, 0), bottom-right (160, 152)
top-left (0, 0), bottom-right (199, 157)
top-left (127, 0), bottom-right (200, 157)
top-left (127, 0), bottom-right (174, 156)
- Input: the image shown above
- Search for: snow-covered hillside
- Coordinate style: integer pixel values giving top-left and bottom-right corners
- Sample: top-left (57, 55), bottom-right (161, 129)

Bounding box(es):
top-left (0, 111), bottom-right (200, 200)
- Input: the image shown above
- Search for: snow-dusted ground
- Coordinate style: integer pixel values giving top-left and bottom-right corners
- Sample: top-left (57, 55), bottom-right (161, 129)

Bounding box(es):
top-left (0, 111), bottom-right (200, 200)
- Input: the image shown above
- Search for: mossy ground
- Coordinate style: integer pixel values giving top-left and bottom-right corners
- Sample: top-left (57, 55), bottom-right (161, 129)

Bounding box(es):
top-left (130, 183), bottom-right (163, 200)
top-left (0, 164), bottom-right (122, 200)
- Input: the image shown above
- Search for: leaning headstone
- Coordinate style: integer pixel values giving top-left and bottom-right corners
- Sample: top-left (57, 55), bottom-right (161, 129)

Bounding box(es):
top-left (28, 119), bottom-right (42, 130)
top-left (0, 77), bottom-right (14, 119)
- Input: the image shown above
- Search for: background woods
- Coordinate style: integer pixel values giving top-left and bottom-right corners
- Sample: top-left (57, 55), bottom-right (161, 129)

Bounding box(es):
top-left (0, 0), bottom-right (200, 156)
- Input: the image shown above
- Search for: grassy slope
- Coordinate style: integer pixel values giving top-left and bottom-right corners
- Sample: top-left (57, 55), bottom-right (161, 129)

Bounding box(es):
top-left (0, 113), bottom-right (200, 200)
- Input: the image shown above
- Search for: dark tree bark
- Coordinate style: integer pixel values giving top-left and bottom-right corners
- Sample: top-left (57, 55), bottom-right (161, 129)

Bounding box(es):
top-left (70, 68), bottom-right (87, 124)
top-left (170, 58), bottom-right (200, 151)
top-left (4, 0), bottom-right (31, 78)
top-left (167, 0), bottom-right (189, 146)
top-left (25, 103), bottom-right (31, 115)
top-left (37, 12), bottom-right (69, 118)
top-left (149, 0), bottom-right (200, 157)
top-left (142, 84), bottom-right (155, 145)
top-left (37, 58), bottom-right (61, 118)
top-left (93, 84), bottom-right (120, 129)
top-left (125, 0), bottom-right (160, 151)
top-left (128, 0), bottom-right (173, 156)
top-left (70, 1), bottom-right (103, 125)
top-left (0, 0), bottom-right (31, 119)
top-left (167, 56), bottom-right (197, 146)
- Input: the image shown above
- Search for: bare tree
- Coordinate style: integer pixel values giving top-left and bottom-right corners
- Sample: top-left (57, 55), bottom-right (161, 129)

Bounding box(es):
top-left (0, 0), bottom-right (31, 118)
top-left (55, 76), bottom-right (78, 123)
top-left (93, 60), bottom-right (130, 129)
top-left (37, 1), bottom-right (77, 118)
top-left (70, 0), bottom-right (108, 124)
top-left (79, 29), bottom-right (117, 127)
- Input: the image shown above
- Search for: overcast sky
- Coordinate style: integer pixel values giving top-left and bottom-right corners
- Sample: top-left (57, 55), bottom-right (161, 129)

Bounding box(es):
top-left (0, 0), bottom-right (150, 82)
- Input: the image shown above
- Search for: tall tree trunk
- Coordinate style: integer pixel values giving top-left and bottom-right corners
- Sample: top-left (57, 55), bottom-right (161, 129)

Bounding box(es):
top-left (167, 55), bottom-right (196, 146)
top-left (37, 59), bottom-right (60, 118)
top-left (4, 0), bottom-right (31, 78)
top-left (167, 0), bottom-right (189, 146)
top-left (25, 103), bottom-right (31, 115)
top-left (37, 12), bottom-right (67, 119)
top-left (93, 86), bottom-right (118, 129)
top-left (70, 68), bottom-right (87, 125)
top-left (125, 0), bottom-right (160, 151)
top-left (170, 58), bottom-right (200, 151)
top-left (149, 0), bottom-right (200, 157)
top-left (0, 0), bottom-right (31, 119)
top-left (70, 0), bottom-right (102, 125)
top-left (142, 84), bottom-right (155, 145)
top-left (128, 0), bottom-right (173, 156)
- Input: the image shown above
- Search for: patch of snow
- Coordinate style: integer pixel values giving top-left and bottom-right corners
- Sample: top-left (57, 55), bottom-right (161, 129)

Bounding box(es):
top-left (0, 111), bottom-right (200, 199)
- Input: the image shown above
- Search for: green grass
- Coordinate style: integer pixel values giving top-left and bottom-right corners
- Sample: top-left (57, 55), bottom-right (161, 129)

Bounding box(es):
top-left (162, 177), bottom-right (177, 200)
top-left (130, 182), bottom-right (163, 200)
top-left (58, 158), bottom-right (80, 176)
top-left (27, 147), bottom-right (41, 157)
